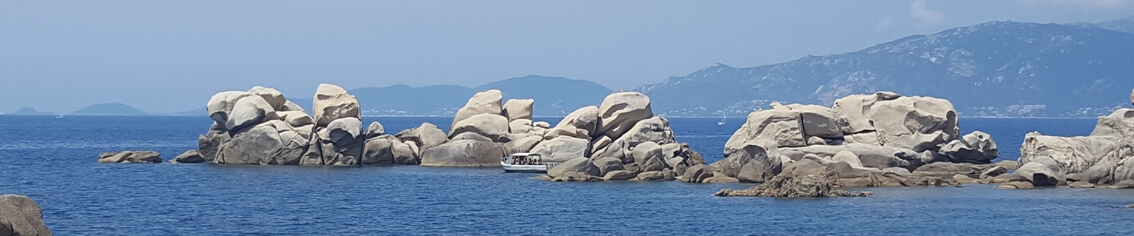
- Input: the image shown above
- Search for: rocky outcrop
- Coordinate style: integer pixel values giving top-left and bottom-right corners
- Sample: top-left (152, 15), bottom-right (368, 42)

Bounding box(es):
top-left (533, 92), bottom-right (703, 182)
top-left (0, 195), bottom-right (52, 236)
top-left (1015, 108), bottom-right (1134, 185)
top-left (708, 92), bottom-right (997, 187)
top-left (191, 86), bottom-right (707, 176)
top-left (713, 174), bottom-right (873, 198)
top-left (170, 150), bottom-right (206, 163)
top-left (98, 151), bottom-right (161, 163)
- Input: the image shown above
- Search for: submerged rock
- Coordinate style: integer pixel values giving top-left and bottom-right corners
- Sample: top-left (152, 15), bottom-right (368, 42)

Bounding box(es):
top-left (98, 151), bottom-right (161, 163)
top-left (713, 174), bottom-right (873, 198)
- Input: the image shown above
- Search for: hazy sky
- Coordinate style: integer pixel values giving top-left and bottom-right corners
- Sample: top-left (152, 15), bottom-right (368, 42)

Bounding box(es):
top-left (2, 0), bottom-right (1132, 113)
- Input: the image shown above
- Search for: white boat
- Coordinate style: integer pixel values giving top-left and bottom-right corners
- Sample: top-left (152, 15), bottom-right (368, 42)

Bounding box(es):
top-left (501, 153), bottom-right (560, 173)
top-left (717, 113), bottom-right (726, 126)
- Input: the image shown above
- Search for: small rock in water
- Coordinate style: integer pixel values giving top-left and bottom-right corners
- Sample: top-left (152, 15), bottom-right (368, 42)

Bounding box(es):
top-left (713, 174), bottom-right (872, 198)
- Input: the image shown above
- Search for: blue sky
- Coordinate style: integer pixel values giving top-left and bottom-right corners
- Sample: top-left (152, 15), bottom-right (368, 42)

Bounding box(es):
top-left (1, 0), bottom-right (1132, 113)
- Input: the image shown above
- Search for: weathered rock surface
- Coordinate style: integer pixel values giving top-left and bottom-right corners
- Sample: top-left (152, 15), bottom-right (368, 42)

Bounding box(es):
top-left (940, 131), bottom-right (999, 164)
top-left (451, 89), bottom-right (503, 132)
top-left (395, 122), bottom-right (448, 156)
top-left (724, 108), bottom-right (804, 157)
top-left (547, 157), bottom-right (601, 179)
top-left (1012, 162), bottom-right (1059, 186)
top-left (98, 151), bottom-right (162, 163)
top-left (449, 113), bottom-right (511, 142)
top-left (713, 174), bottom-right (872, 198)
top-left (206, 91), bottom-right (251, 128)
top-left (545, 106), bottom-right (599, 140)
top-left (832, 92), bottom-right (958, 152)
top-left (0, 194), bottom-right (52, 236)
top-left (364, 121), bottom-right (385, 139)
top-left (596, 92), bottom-right (653, 139)
top-left (502, 98), bottom-right (534, 121)
top-left (420, 134), bottom-right (504, 167)
top-left (217, 121), bottom-right (309, 165)
top-left (712, 142), bottom-right (780, 182)
top-left (362, 135), bottom-right (419, 165)
top-left (312, 83), bottom-right (361, 127)
top-left (529, 136), bottom-right (589, 163)
top-left (198, 131), bottom-right (230, 162)
top-left (225, 95), bottom-right (275, 131)
top-left (170, 150), bottom-right (206, 163)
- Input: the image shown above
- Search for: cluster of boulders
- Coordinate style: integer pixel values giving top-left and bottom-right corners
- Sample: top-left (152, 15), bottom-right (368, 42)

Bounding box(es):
top-left (1, 194), bottom-right (52, 236)
top-left (1009, 107), bottom-right (1134, 189)
top-left (701, 92), bottom-right (1005, 188)
top-left (183, 84), bottom-right (441, 166)
top-left (516, 92), bottom-right (705, 181)
top-left (713, 174), bottom-right (873, 198)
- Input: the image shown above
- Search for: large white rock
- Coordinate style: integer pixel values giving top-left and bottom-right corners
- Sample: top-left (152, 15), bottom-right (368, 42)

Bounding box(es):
top-left (362, 135), bottom-right (419, 165)
top-left (1019, 131), bottom-right (1117, 174)
top-left (451, 90), bottom-right (503, 132)
top-left (281, 100), bottom-right (305, 113)
top-left (206, 91), bottom-right (251, 127)
top-left (867, 95), bottom-right (958, 152)
top-left (420, 134), bottom-right (505, 167)
top-left (832, 91), bottom-right (900, 134)
top-left (509, 119), bottom-right (533, 134)
top-left (502, 98), bottom-right (534, 121)
top-left (833, 92), bottom-right (958, 152)
top-left (784, 103), bottom-right (842, 138)
top-left (545, 106), bottom-right (599, 140)
top-left (0, 194), bottom-right (53, 236)
top-left (395, 122), bottom-right (448, 156)
top-left (723, 108), bottom-right (804, 157)
top-left (721, 142), bottom-right (782, 183)
top-left (225, 95), bottom-right (275, 131)
top-left (504, 136), bottom-right (543, 155)
top-left (1089, 109), bottom-right (1134, 139)
top-left (312, 83), bottom-right (360, 127)
top-left (365, 121), bottom-right (385, 139)
top-left (777, 143), bottom-right (932, 170)
top-left (529, 136), bottom-right (590, 163)
top-left (448, 113), bottom-right (511, 142)
top-left (940, 131), bottom-right (999, 164)
top-left (247, 86), bottom-right (286, 110)
top-left (277, 111), bottom-right (314, 127)
top-left (1012, 162), bottom-right (1059, 186)
top-left (613, 116), bottom-right (676, 147)
top-left (596, 92), bottom-right (653, 139)
top-left (215, 120), bottom-right (308, 165)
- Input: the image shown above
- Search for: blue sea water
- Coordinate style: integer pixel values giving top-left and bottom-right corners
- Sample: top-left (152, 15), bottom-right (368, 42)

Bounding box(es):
top-left (2, 115), bottom-right (1133, 235)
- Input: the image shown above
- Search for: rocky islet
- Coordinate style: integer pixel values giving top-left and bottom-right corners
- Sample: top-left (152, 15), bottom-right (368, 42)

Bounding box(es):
top-left (94, 84), bottom-right (1134, 198)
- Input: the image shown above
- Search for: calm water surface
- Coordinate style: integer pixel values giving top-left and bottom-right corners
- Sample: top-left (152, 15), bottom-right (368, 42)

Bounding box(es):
top-left (1, 116), bottom-right (1131, 235)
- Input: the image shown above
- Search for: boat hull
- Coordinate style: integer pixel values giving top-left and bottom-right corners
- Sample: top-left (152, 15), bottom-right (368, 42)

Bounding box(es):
top-left (501, 162), bottom-right (551, 173)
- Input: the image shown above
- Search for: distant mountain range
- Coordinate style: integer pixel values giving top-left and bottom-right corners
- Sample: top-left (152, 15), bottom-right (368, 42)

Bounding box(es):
top-left (70, 103), bottom-right (148, 116)
top-left (638, 20), bottom-right (1134, 117)
top-left (18, 18), bottom-right (1134, 118)
top-left (162, 75), bottom-right (612, 117)
top-left (347, 75), bottom-right (612, 117)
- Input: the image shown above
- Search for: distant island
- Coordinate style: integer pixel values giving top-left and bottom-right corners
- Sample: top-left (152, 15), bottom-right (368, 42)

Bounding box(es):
top-left (69, 103), bottom-right (147, 116)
